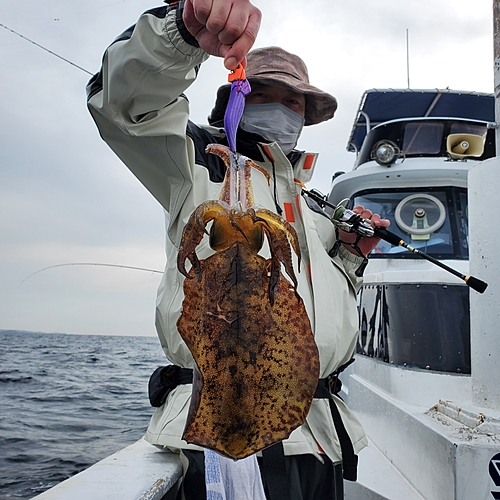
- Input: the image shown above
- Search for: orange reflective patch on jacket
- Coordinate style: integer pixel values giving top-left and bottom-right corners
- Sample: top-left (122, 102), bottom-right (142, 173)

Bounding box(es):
top-left (303, 154), bottom-right (315, 170)
top-left (283, 202), bottom-right (295, 223)
top-left (261, 145), bottom-right (275, 163)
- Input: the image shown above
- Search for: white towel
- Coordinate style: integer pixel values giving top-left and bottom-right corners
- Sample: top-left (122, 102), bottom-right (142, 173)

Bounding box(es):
top-left (205, 449), bottom-right (267, 500)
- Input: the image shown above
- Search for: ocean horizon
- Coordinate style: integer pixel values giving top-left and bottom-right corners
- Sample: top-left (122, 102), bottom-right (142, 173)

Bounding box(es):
top-left (0, 329), bottom-right (158, 337)
top-left (0, 329), bottom-right (167, 499)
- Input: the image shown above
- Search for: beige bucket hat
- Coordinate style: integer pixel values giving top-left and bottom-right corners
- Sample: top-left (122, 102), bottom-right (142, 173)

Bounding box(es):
top-left (208, 46), bottom-right (338, 127)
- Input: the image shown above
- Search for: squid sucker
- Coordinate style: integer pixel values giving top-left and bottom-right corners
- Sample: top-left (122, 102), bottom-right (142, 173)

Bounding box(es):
top-left (176, 144), bottom-right (320, 460)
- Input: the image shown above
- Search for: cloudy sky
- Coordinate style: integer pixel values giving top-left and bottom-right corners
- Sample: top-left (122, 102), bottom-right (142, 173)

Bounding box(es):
top-left (0, 0), bottom-right (495, 337)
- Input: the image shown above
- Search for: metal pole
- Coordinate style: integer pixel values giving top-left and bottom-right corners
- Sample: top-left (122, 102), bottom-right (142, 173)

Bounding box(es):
top-left (494, 0), bottom-right (500, 154)
top-left (468, 0), bottom-right (500, 411)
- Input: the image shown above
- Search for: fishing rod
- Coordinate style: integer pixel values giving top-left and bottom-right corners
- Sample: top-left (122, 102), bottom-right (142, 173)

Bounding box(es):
top-left (21, 263), bottom-right (163, 284)
top-left (0, 23), bottom-right (93, 75)
top-left (302, 188), bottom-right (488, 294)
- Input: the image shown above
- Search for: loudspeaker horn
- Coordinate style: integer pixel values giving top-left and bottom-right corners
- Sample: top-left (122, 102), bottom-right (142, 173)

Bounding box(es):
top-left (446, 133), bottom-right (484, 160)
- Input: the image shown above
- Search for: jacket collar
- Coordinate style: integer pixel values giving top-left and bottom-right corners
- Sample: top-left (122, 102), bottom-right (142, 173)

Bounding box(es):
top-left (202, 125), bottom-right (319, 184)
top-left (256, 142), bottom-right (319, 185)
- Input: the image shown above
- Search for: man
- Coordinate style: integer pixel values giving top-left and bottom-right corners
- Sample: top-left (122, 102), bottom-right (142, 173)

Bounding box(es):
top-left (87, 1), bottom-right (389, 498)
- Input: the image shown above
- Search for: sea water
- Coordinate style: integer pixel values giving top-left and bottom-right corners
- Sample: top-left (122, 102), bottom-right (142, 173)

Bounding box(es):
top-left (0, 330), bottom-right (166, 499)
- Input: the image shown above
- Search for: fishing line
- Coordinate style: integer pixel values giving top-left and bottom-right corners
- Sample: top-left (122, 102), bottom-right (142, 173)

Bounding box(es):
top-left (21, 263), bottom-right (163, 284)
top-left (0, 23), bottom-right (93, 75)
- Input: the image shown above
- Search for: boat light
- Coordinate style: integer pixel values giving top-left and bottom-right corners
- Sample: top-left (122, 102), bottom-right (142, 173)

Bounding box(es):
top-left (370, 140), bottom-right (401, 166)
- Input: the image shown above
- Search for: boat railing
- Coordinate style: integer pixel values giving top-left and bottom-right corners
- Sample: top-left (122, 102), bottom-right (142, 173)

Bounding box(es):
top-left (30, 438), bottom-right (183, 500)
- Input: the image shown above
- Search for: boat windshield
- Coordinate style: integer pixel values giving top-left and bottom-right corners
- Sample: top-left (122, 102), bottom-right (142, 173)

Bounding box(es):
top-left (354, 118), bottom-right (494, 166)
top-left (401, 121), bottom-right (488, 155)
top-left (352, 187), bottom-right (469, 259)
top-left (402, 122), bottom-right (444, 155)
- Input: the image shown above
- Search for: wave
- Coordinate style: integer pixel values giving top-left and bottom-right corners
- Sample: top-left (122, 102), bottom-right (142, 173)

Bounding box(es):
top-left (0, 330), bottom-right (167, 500)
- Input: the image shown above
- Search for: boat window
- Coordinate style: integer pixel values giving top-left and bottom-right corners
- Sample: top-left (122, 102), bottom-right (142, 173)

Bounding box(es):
top-left (357, 284), bottom-right (470, 373)
top-left (450, 122), bottom-right (487, 139)
top-left (352, 187), bottom-right (468, 259)
top-left (458, 191), bottom-right (468, 252)
top-left (402, 122), bottom-right (444, 155)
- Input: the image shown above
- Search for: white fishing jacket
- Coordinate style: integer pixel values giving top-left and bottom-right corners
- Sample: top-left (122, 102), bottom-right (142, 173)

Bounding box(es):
top-left (87, 5), bottom-right (368, 463)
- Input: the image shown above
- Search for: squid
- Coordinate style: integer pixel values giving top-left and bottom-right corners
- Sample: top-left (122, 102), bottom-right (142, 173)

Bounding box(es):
top-left (176, 144), bottom-right (320, 460)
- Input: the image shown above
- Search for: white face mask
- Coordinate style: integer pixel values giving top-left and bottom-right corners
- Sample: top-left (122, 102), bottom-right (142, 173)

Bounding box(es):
top-left (239, 103), bottom-right (305, 155)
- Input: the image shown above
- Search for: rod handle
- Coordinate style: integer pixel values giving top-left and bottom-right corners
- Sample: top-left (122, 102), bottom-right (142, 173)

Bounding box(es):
top-left (465, 276), bottom-right (488, 294)
top-left (373, 227), bottom-right (403, 246)
top-left (373, 228), bottom-right (488, 294)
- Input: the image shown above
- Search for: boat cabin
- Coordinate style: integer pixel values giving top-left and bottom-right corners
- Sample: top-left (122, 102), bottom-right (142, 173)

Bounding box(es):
top-left (328, 89), bottom-right (495, 376)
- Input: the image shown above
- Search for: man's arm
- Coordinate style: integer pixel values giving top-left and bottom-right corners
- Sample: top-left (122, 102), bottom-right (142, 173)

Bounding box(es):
top-left (87, 6), bottom-right (208, 213)
top-left (87, 1), bottom-right (261, 214)
top-left (87, 6), bottom-right (210, 213)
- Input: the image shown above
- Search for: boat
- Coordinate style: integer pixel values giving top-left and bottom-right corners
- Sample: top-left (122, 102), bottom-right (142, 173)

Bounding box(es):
top-left (32, 87), bottom-right (500, 500)
top-left (325, 88), bottom-right (500, 500)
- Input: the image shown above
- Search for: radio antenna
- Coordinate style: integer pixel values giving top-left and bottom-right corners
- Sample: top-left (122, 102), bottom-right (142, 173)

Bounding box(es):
top-left (406, 28), bottom-right (410, 89)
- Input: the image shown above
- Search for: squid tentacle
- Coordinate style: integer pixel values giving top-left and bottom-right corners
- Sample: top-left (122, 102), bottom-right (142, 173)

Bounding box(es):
top-left (178, 200), bottom-right (228, 279)
top-left (260, 223), bottom-right (300, 302)
top-left (252, 208), bottom-right (302, 272)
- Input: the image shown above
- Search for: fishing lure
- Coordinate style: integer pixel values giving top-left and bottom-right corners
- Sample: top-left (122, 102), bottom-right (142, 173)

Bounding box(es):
top-left (224, 65), bottom-right (251, 152)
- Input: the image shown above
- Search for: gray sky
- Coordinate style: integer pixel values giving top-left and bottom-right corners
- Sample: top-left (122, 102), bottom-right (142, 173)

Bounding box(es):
top-left (0, 0), bottom-right (494, 337)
